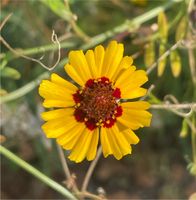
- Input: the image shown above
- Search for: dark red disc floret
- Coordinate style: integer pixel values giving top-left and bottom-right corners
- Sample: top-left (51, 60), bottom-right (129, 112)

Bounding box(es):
top-left (115, 106), bottom-right (123, 117)
top-left (74, 109), bottom-right (85, 122)
top-left (73, 77), bottom-right (123, 131)
top-left (103, 118), bottom-right (116, 128)
top-left (113, 88), bottom-right (121, 99)
top-left (85, 79), bottom-right (94, 87)
top-left (100, 77), bottom-right (110, 83)
top-left (85, 119), bottom-right (97, 131)
top-left (73, 91), bottom-right (82, 103)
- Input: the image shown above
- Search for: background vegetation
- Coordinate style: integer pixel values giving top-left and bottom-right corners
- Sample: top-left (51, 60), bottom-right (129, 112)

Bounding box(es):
top-left (1, 0), bottom-right (196, 199)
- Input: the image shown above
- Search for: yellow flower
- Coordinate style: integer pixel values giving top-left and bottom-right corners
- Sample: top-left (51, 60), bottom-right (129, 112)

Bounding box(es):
top-left (39, 41), bottom-right (152, 163)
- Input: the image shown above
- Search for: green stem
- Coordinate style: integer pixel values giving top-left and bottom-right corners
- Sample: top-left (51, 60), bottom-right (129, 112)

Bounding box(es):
top-left (0, 145), bottom-right (77, 200)
top-left (1, 0), bottom-right (182, 103)
top-left (81, 0), bottom-right (183, 49)
top-left (70, 20), bottom-right (90, 42)
top-left (5, 41), bottom-right (76, 61)
top-left (191, 115), bottom-right (196, 164)
top-left (0, 72), bottom-right (49, 103)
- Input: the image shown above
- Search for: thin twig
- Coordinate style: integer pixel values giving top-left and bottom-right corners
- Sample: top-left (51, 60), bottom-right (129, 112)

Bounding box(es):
top-left (0, 13), bottom-right (13, 31)
top-left (81, 146), bottom-right (102, 192)
top-left (56, 144), bottom-right (79, 193)
top-left (57, 144), bottom-right (72, 179)
top-left (151, 103), bottom-right (196, 110)
top-left (151, 103), bottom-right (195, 118)
top-left (0, 30), bottom-right (61, 71)
top-left (77, 191), bottom-right (104, 200)
top-left (140, 84), bottom-right (155, 101)
top-left (146, 40), bottom-right (182, 74)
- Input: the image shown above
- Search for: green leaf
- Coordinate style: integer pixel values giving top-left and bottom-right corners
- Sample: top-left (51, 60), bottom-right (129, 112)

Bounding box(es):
top-left (1, 67), bottom-right (21, 80)
top-left (180, 119), bottom-right (188, 138)
top-left (0, 89), bottom-right (8, 96)
top-left (187, 162), bottom-right (196, 176)
top-left (170, 50), bottom-right (181, 77)
top-left (0, 60), bottom-right (8, 70)
top-left (41, 0), bottom-right (73, 22)
top-left (175, 16), bottom-right (188, 42)
top-left (158, 11), bottom-right (168, 42)
top-left (144, 41), bottom-right (155, 68)
top-left (157, 44), bottom-right (167, 77)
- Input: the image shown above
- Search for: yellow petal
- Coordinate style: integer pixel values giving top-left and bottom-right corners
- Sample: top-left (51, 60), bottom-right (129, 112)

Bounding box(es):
top-left (85, 50), bottom-right (98, 78)
top-left (57, 123), bottom-right (86, 149)
top-left (68, 129), bottom-right (93, 163)
top-left (86, 128), bottom-right (99, 161)
top-left (43, 99), bottom-right (74, 108)
top-left (39, 80), bottom-right (75, 105)
top-left (112, 56), bottom-right (134, 81)
top-left (94, 45), bottom-right (105, 76)
top-left (100, 127), bottom-right (112, 157)
top-left (117, 116), bottom-right (141, 130)
top-left (68, 50), bottom-right (91, 82)
top-left (121, 88), bottom-right (147, 99)
top-left (119, 105), bottom-right (152, 129)
top-left (50, 73), bottom-right (77, 91)
top-left (111, 124), bottom-right (131, 156)
top-left (122, 129), bottom-right (140, 144)
top-left (104, 43), bottom-right (124, 79)
top-left (64, 64), bottom-right (85, 86)
top-left (115, 70), bottom-right (148, 90)
top-left (121, 101), bottom-right (150, 110)
top-left (42, 115), bottom-right (76, 138)
top-left (41, 108), bottom-right (73, 121)
top-left (106, 127), bottom-right (123, 160)
top-left (101, 41), bottom-right (118, 75)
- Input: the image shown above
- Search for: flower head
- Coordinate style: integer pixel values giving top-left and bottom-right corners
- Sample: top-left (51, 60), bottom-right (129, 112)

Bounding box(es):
top-left (39, 41), bottom-right (152, 163)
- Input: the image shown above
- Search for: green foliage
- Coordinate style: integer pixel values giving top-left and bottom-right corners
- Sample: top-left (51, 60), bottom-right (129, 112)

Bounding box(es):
top-left (1, 67), bottom-right (21, 80)
top-left (170, 50), bottom-right (181, 77)
top-left (175, 16), bottom-right (188, 42)
top-left (144, 41), bottom-right (155, 68)
top-left (40, 0), bottom-right (73, 22)
top-left (158, 11), bottom-right (168, 42)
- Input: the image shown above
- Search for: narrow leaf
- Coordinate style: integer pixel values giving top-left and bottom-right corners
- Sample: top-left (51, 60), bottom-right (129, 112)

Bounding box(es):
top-left (180, 119), bottom-right (188, 138)
top-left (170, 50), bottom-right (181, 77)
top-left (158, 11), bottom-right (168, 42)
top-left (41, 0), bottom-right (73, 22)
top-left (175, 16), bottom-right (188, 42)
top-left (158, 44), bottom-right (167, 76)
top-left (1, 67), bottom-right (21, 80)
top-left (0, 89), bottom-right (8, 96)
top-left (0, 60), bottom-right (8, 70)
top-left (144, 41), bottom-right (155, 68)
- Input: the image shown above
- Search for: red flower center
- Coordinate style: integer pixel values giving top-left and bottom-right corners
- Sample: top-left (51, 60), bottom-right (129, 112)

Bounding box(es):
top-left (73, 77), bottom-right (123, 130)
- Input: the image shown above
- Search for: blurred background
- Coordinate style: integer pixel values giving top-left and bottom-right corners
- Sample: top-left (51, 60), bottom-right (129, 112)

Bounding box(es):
top-left (1, 0), bottom-right (196, 199)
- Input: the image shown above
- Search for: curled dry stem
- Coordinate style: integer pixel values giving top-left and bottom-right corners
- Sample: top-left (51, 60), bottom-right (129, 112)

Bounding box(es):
top-left (1, 28), bottom-right (61, 71)
top-left (56, 144), bottom-right (79, 193)
top-left (0, 13), bottom-right (13, 31)
top-left (81, 146), bottom-right (102, 192)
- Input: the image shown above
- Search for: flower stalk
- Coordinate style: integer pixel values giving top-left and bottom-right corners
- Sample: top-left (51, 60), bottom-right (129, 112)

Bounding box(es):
top-left (0, 145), bottom-right (77, 200)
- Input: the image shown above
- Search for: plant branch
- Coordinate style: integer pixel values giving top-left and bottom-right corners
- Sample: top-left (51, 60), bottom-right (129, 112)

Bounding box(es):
top-left (56, 144), bottom-right (79, 193)
top-left (146, 40), bottom-right (182, 74)
top-left (0, 145), bottom-right (77, 200)
top-left (81, 146), bottom-right (102, 192)
top-left (0, 13), bottom-right (13, 31)
top-left (1, 30), bottom-right (61, 71)
top-left (151, 103), bottom-right (196, 110)
top-left (77, 191), bottom-right (104, 200)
